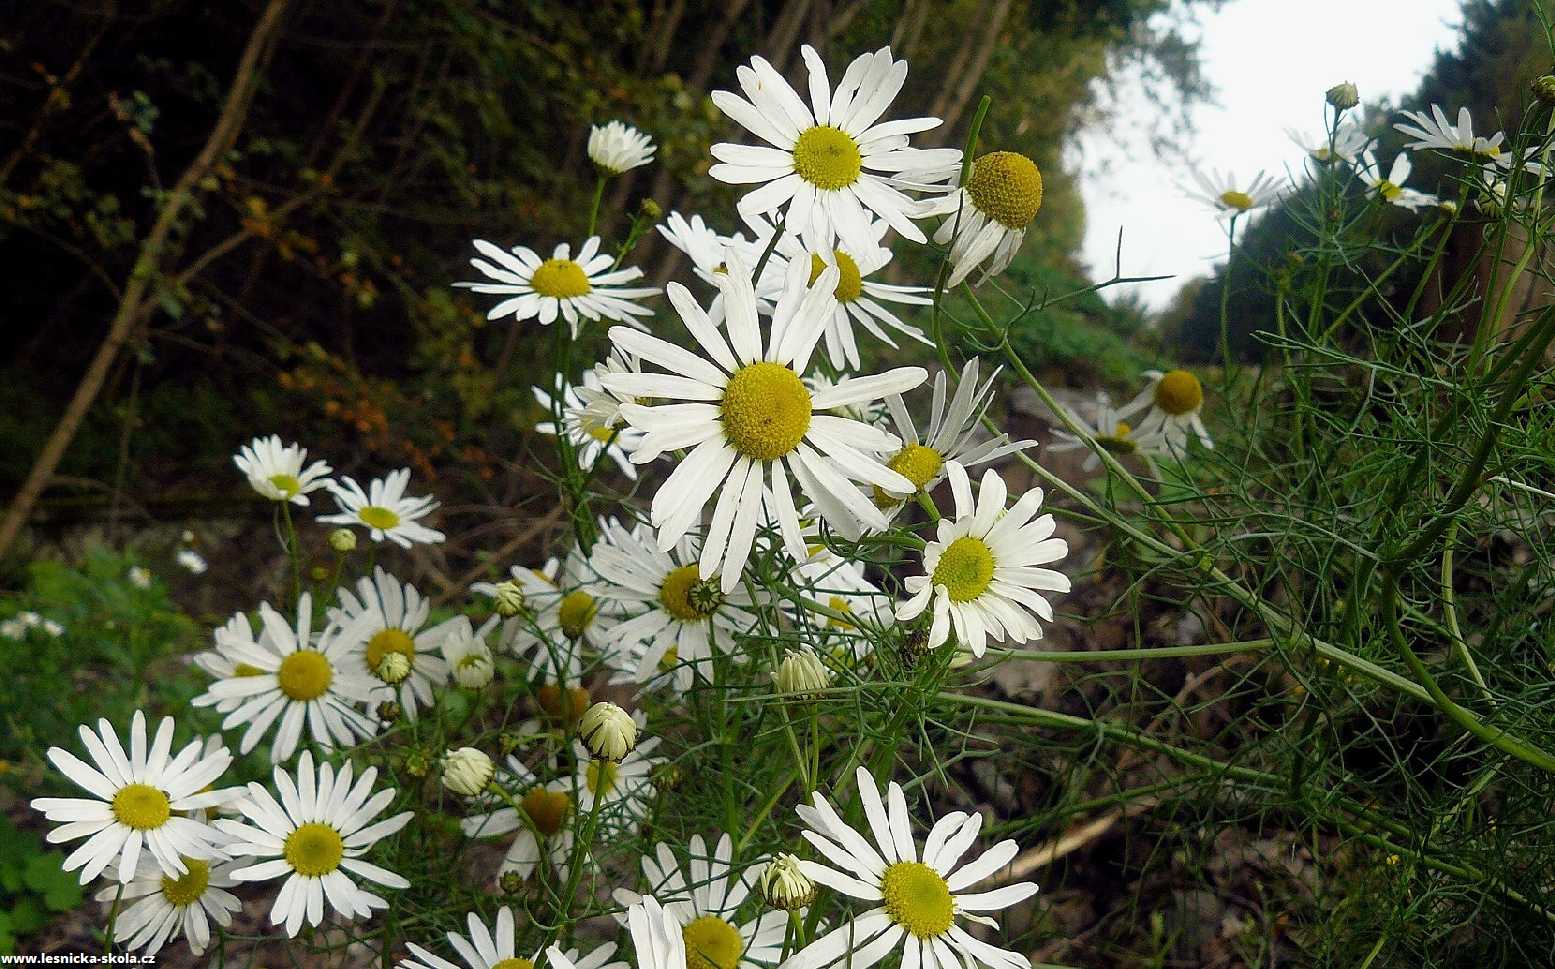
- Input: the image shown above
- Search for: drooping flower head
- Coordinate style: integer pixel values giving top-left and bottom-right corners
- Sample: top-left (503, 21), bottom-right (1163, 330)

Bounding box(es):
top-left (917, 150), bottom-right (1045, 286)
top-left (1114, 368), bottom-right (1214, 451)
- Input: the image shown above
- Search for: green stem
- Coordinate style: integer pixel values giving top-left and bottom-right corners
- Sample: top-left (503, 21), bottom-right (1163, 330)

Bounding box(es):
top-left (585, 174), bottom-right (606, 239)
top-left (1439, 520), bottom-right (1491, 701)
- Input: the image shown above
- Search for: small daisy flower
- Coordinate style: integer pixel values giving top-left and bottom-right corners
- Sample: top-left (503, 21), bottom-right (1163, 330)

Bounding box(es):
top-left (572, 709), bottom-right (662, 817)
top-left (1185, 167), bottom-right (1280, 219)
top-left (896, 464), bottom-right (1069, 656)
top-left (176, 549), bottom-right (208, 574)
top-left (320, 468), bottom-right (446, 548)
top-left (605, 255), bottom-right (924, 591)
top-left (916, 150), bottom-right (1045, 287)
top-left (709, 45), bottom-right (959, 254)
top-left (32, 711), bottom-right (234, 884)
top-left (1286, 121), bottom-right (1370, 166)
top-left (535, 374), bottom-right (645, 479)
top-left (748, 215), bottom-right (932, 370)
top-left (41, 618), bottom-right (64, 636)
top-left (331, 567), bottom-right (449, 722)
top-left (589, 518), bottom-right (761, 693)
top-left (590, 120), bottom-right (656, 175)
top-left (128, 566), bottom-right (153, 589)
top-left (577, 348), bottom-right (646, 432)
top-left (793, 547), bottom-right (893, 660)
top-left (94, 856), bottom-right (243, 957)
top-left (1114, 369), bottom-right (1214, 451)
top-left (401, 906), bottom-right (626, 969)
top-left (613, 833), bottom-right (787, 969)
top-left (438, 615), bottom-right (500, 689)
top-left (1356, 149), bottom-right (1438, 211)
top-left (461, 754), bottom-right (576, 884)
top-left (1393, 104), bottom-right (1540, 173)
top-left (458, 237), bottom-right (660, 338)
top-left (1046, 392), bottom-right (1171, 471)
top-left (874, 359), bottom-right (1033, 519)
top-left (474, 551), bottom-right (613, 682)
top-left (233, 435), bottom-right (333, 505)
top-left (0, 618), bottom-right (23, 639)
top-left (786, 767), bottom-right (1039, 969)
top-left (549, 898), bottom-right (685, 969)
top-left (193, 593), bottom-right (383, 763)
top-left (219, 750), bottom-right (413, 937)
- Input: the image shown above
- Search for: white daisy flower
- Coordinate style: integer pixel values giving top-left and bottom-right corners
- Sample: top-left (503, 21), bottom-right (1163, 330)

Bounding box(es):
top-left (218, 750), bottom-right (413, 937)
top-left (402, 907), bottom-right (626, 969)
top-left (330, 567), bottom-right (449, 721)
top-left (458, 237), bottom-right (660, 339)
top-left (41, 618), bottom-right (64, 637)
top-left (474, 550), bottom-right (613, 683)
top-left (590, 120), bottom-right (656, 175)
top-left (577, 348), bottom-right (645, 432)
top-left (94, 856), bottom-right (243, 957)
top-left (873, 359), bottom-right (1033, 520)
top-left (439, 615), bottom-right (500, 689)
top-left (551, 898), bottom-right (685, 969)
top-left (320, 468), bottom-right (446, 548)
top-left (32, 711), bottom-right (234, 884)
top-left (535, 374), bottom-right (645, 479)
top-left (176, 549), bottom-right (208, 575)
top-left (747, 214), bottom-right (932, 370)
top-left (787, 767), bottom-right (1039, 969)
top-left (0, 618), bottom-right (23, 639)
top-left (613, 833), bottom-right (788, 969)
top-left (916, 150), bottom-right (1045, 287)
top-left (709, 44), bottom-right (959, 254)
top-left (1113, 369), bottom-right (1214, 451)
top-left (1046, 392), bottom-right (1171, 471)
top-left (1286, 121), bottom-right (1370, 166)
top-left (1356, 149), bottom-right (1438, 211)
top-left (1394, 104), bottom-right (1540, 173)
top-left (589, 517), bottom-right (761, 694)
top-left (460, 754), bottom-right (576, 884)
top-left (233, 435), bottom-right (333, 505)
top-left (128, 566), bottom-right (153, 589)
top-left (604, 255), bottom-right (925, 592)
top-left (193, 593), bottom-right (383, 763)
top-left (1185, 167), bottom-right (1281, 219)
top-left (793, 548), bottom-right (893, 660)
top-left (572, 709), bottom-right (662, 817)
top-left (896, 464), bottom-right (1069, 655)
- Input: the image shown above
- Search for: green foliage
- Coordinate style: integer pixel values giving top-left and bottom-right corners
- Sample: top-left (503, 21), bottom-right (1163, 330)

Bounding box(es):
top-left (0, 815), bottom-right (81, 954)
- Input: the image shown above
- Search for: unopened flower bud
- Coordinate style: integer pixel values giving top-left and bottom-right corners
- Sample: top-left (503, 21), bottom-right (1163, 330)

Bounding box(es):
top-left (899, 631), bottom-right (930, 670)
top-left (579, 701), bottom-right (637, 761)
top-left (492, 580), bottom-right (526, 618)
top-left (1325, 82), bottom-right (1359, 110)
top-left (442, 747), bottom-right (496, 797)
top-left (499, 870), bottom-right (527, 895)
top-left (375, 651), bottom-right (412, 685)
top-left (639, 197), bottom-right (663, 220)
top-left (759, 854), bottom-right (816, 910)
top-left (1532, 75), bottom-right (1555, 106)
top-left (772, 647), bottom-right (831, 698)
top-left (404, 750), bottom-right (430, 777)
top-left (376, 700), bottom-right (402, 722)
top-left (328, 528), bottom-right (357, 553)
top-left (498, 731), bottom-right (522, 756)
top-left (653, 762), bottom-right (683, 790)
top-left (1437, 199), bottom-right (1459, 216)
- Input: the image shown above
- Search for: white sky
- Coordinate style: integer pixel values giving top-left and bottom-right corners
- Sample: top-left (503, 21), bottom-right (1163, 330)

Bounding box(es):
top-left (1076, 0), bottom-right (1466, 309)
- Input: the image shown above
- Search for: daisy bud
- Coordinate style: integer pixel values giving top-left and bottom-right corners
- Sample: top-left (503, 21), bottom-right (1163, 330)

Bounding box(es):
top-left (492, 579), bottom-right (527, 618)
top-left (328, 528), bottom-right (357, 553)
top-left (376, 700), bottom-right (402, 722)
top-left (441, 747), bottom-right (495, 797)
top-left (579, 701), bottom-right (636, 762)
top-left (498, 731), bottom-right (523, 756)
top-left (772, 647), bottom-right (831, 698)
top-left (1532, 75), bottom-right (1555, 106)
top-left (1325, 82), bottom-right (1359, 111)
top-left (500, 870), bottom-right (527, 895)
top-left (899, 631), bottom-right (930, 670)
top-left (375, 651), bottom-right (412, 685)
top-left (653, 762), bottom-right (683, 790)
top-left (404, 750), bottom-right (430, 777)
top-left (759, 853), bottom-right (816, 910)
top-left (639, 197), bottom-right (663, 220)
top-left (1438, 199), bottom-right (1460, 217)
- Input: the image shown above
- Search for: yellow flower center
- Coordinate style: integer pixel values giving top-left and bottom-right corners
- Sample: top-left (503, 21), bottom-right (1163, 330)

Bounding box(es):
top-left (807, 251), bottom-right (863, 302)
top-left (585, 759), bottom-right (618, 796)
top-left (537, 684), bottom-right (592, 725)
top-left (358, 505), bottom-right (401, 530)
top-left (874, 444), bottom-right (944, 506)
top-left (1218, 190), bottom-right (1254, 211)
top-left (111, 784), bottom-right (171, 831)
top-left (557, 590), bottom-right (599, 639)
top-left (1098, 421), bottom-right (1138, 455)
top-left (267, 473), bottom-right (301, 497)
top-left (586, 424), bottom-right (617, 443)
top-left (659, 644), bottom-right (680, 671)
top-left (826, 595), bottom-right (856, 630)
top-left (277, 649), bottom-right (334, 701)
top-left (659, 565), bottom-right (720, 621)
top-left (1153, 369), bottom-right (1203, 416)
top-left (521, 788), bottom-right (572, 836)
top-left (881, 861), bottom-right (955, 939)
top-left (1377, 180), bottom-right (1403, 201)
top-left (283, 822), bottom-right (344, 877)
top-left (234, 662), bottom-right (265, 676)
top-left (966, 151), bottom-right (1044, 229)
top-left (683, 915), bottom-right (745, 969)
top-left (160, 857), bottom-right (211, 907)
top-left (365, 628), bottom-right (415, 675)
top-left (492, 960), bottom-right (536, 969)
top-left (791, 126), bottom-right (862, 190)
top-left (931, 536), bottom-right (996, 603)
top-left (530, 258), bottom-right (591, 299)
top-left (721, 362), bottom-right (811, 461)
